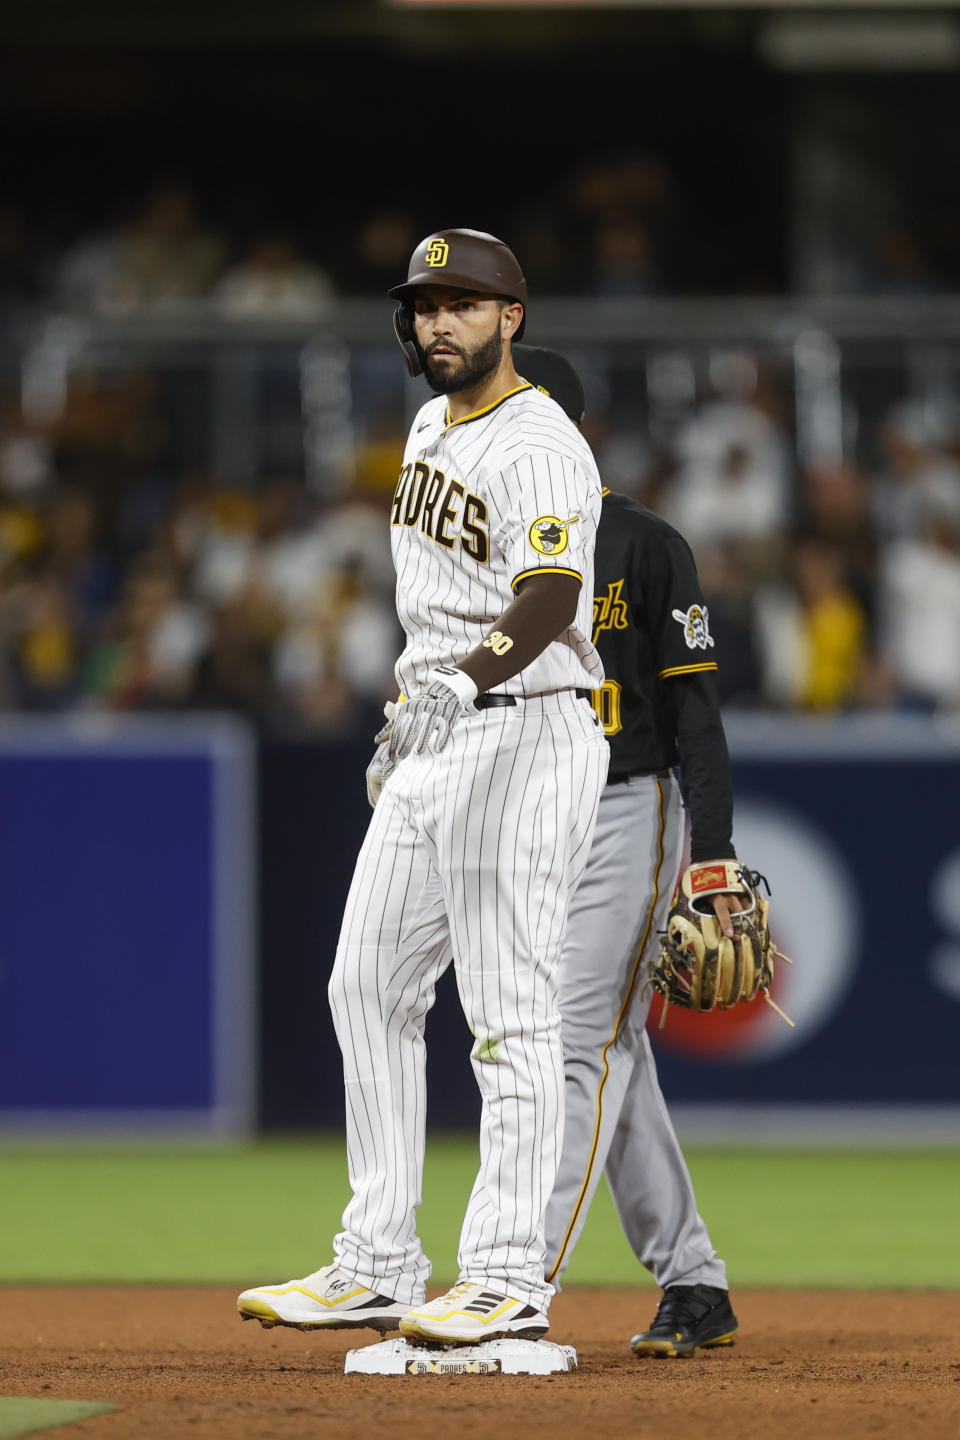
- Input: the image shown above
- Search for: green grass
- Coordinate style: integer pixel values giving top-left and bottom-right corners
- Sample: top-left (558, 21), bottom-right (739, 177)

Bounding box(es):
top-left (0, 1399), bottom-right (115, 1440)
top-left (0, 1137), bottom-right (957, 1288)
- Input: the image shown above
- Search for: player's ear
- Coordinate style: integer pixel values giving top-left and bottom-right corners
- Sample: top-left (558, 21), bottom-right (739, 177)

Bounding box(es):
top-left (500, 301), bottom-right (523, 341)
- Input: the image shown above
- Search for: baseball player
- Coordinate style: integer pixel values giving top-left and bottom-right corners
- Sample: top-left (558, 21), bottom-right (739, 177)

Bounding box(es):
top-left (513, 346), bottom-right (739, 1358)
top-left (238, 232), bottom-right (609, 1346)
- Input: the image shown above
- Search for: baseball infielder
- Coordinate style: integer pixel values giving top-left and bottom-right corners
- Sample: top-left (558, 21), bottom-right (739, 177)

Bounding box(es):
top-left (514, 346), bottom-right (738, 1357)
top-left (238, 232), bottom-right (609, 1346)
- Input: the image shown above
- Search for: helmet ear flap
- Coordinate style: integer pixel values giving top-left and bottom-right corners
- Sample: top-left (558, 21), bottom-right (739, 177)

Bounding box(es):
top-left (393, 304), bottom-right (423, 378)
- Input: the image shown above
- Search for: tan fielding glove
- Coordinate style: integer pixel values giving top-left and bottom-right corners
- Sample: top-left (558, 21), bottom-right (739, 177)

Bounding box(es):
top-left (649, 861), bottom-right (793, 1027)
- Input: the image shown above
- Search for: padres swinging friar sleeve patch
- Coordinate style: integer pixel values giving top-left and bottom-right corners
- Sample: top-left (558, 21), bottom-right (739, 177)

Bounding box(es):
top-left (499, 462), bottom-right (597, 596)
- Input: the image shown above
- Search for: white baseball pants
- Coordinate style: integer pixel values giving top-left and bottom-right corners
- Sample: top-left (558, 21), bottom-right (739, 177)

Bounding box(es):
top-left (329, 692), bottom-right (608, 1311)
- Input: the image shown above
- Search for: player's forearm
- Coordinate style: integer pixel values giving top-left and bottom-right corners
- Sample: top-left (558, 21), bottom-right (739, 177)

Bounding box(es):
top-left (663, 671), bottom-right (736, 861)
top-left (455, 572), bottom-right (581, 695)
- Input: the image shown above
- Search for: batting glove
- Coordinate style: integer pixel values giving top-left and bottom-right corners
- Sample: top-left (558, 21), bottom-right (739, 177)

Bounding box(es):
top-left (388, 667), bottom-right (478, 762)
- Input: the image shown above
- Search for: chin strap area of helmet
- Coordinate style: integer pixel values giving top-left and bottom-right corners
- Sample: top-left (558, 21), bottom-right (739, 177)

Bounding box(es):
top-left (393, 305), bottom-right (423, 378)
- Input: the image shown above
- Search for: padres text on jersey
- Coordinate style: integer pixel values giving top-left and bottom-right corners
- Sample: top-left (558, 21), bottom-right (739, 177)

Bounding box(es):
top-left (391, 384), bottom-right (605, 699)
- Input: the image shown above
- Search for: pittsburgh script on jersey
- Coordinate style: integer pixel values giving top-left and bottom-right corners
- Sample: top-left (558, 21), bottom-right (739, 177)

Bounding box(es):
top-left (391, 462), bottom-right (489, 564)
top-left (592, 578), bottom-right (629, 644)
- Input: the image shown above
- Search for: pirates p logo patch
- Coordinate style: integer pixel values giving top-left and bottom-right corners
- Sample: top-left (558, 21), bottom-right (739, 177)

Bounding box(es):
top-left (672, 603), bottom-right (714, 651)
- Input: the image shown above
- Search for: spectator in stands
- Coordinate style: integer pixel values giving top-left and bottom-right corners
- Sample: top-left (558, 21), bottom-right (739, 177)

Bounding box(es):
top-left (215, 233), bottom-right (332, 318)
top-left (753, 534), bottom-right (870, 711)
top-left (861, 227), bottom-right (941, 298)
top-left (663, 426), bottom-right (791, 553)
top-left (799, 460), bottom-right (878, 623)
top-left (101, 182), bottom-right (226, 310)
top-left (873, 400), bottom-right (960, 541)
top-left (251, 477), bottom-right (326, 618)
top-left (87, 557), bottom-right (209, 709)
top-left (52, 205), bottom-right (133, 312)
top-left (0, 413), bottom-right (54, 506)
top-left (190, 592), bottom-right (277, 728)
top-left (272, 558), bottom-right (396, 734)
top-left (879, 494), bottom-right (960, 711)
top-left (570, 150), bottom-right (680, 292)
top-left (695, 543), bottom-right (764, 707)
top-left (190, 489), bottom-right (261, 608)
top-left (255, 482), bottom-right (397, 730)
top-left (0, 560), bottom-right (80, 710)
top-left (0, 429), bottom-right (47, 575)
top-left (588, 216), bottom-right (661, 297)
top-left (355, 210), bottom-right (418, 292)
top-left (45, 488), bottom-right (120, 639)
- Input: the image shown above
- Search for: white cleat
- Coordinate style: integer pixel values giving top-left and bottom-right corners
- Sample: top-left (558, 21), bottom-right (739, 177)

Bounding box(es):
top-left (399, 1282), bottom-right (549, 1346)
top-left (237, 1263), bottom-right (408, 1332)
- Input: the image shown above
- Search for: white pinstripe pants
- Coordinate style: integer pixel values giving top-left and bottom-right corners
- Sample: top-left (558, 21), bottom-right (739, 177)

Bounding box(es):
top-left (329, 693), bottom-right (608, 1311)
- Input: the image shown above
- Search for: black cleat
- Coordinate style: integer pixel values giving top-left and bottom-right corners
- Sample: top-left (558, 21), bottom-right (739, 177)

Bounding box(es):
top-left (630, 1284), bottom-right (738, 1358)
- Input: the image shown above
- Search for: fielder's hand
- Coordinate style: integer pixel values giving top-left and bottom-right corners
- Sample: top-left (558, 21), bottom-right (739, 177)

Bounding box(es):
top-left (388, 667), bottom-right (478, 762)
top-left (710, 888), bottom-right (745, 939)
top-left (366, 701), bottom-right (397, 809)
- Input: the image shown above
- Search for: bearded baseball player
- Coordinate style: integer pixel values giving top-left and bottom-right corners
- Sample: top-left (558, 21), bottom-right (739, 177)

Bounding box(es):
top-left (513, 345), bottom-right (740, 1358)
top-left (238, 233), bottom-right (608, 1346)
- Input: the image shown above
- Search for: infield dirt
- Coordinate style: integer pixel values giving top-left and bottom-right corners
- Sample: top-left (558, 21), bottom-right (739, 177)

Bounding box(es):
top-left (1, 1286), bottom-right (958, 1439)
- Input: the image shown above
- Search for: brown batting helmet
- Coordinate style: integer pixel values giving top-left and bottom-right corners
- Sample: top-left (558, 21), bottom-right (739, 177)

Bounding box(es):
top-left (389, 228), bottom-right (527, 377)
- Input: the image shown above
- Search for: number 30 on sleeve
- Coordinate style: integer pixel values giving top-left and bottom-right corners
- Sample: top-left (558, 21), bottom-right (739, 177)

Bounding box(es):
top-left (482, 630), bottom-right (514, 656)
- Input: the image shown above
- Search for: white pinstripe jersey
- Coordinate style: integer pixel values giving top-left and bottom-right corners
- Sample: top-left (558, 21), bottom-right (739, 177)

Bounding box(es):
top-left (390, 382), bottom-right (605, 698)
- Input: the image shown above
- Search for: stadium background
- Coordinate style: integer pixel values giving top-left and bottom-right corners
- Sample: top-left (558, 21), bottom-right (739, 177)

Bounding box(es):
top-left (1, 0), bottom-right (960, 1390)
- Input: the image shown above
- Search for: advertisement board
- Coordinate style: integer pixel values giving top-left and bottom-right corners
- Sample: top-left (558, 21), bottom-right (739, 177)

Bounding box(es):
top-left (0, 717), bottom-right (256, 1136)
top-left (256, 715), bottom-right (960, 1140)
top-left (651, 716), bottom-right (960, 1138)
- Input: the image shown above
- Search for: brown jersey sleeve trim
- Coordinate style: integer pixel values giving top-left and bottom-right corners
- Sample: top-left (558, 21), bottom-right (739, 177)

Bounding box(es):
top-left (511, 565), bottom-right (582, 592)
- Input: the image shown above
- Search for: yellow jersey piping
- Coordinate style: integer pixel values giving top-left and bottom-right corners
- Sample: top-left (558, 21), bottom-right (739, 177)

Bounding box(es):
top-left (659, 662), bottom-right (718, 680)
top-left (511, 565), bottom-right (582, 592)
top-left (546, 778), bottom-right (667, 1284)
top-left (443, 383), bottom-right (531, 431)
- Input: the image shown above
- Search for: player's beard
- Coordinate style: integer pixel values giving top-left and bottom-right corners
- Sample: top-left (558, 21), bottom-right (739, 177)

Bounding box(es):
top-left (423, 327), bottom-right (503, 395)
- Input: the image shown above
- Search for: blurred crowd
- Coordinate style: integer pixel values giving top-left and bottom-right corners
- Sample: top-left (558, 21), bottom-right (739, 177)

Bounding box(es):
top-left (1, 155), bottom-right (954, 311)
top-left (2, 333), bottom-right (960, 731)
top-left (0, 399), bottom-right (400, 733)
top-left (1, 164), bottom-right (959, 729)
top-left (589, 367), bottom-right (960, 714)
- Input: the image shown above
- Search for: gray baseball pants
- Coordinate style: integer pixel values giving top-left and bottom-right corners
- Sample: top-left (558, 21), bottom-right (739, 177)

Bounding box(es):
top-left (544, 771), bottom-right (727, 1293)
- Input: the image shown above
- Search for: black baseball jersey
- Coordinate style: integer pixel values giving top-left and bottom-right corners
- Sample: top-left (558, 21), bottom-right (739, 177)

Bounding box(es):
top-left (591, 488), bottom-right (735, 860)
